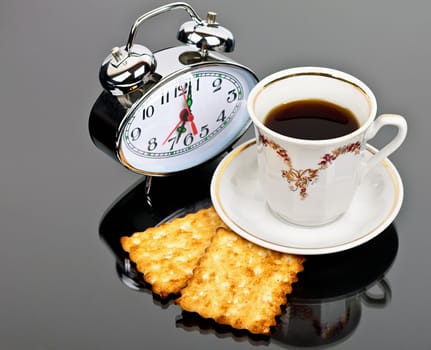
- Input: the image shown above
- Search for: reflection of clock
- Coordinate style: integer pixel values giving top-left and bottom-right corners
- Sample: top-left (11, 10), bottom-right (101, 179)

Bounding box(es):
top-left (89, 2), bottom-right (258, 175)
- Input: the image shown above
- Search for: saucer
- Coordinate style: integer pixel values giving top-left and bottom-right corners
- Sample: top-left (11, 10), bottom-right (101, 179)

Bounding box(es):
top-left (210, 139), bottom-right (403, 255)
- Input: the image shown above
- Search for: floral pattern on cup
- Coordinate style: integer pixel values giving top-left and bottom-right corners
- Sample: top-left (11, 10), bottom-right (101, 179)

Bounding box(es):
top-left (259, 134), bottom-right (361, 199)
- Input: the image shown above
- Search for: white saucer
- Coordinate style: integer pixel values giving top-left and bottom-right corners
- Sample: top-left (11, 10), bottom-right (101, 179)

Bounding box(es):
top-left (211, 139), bottom-right (403, 255)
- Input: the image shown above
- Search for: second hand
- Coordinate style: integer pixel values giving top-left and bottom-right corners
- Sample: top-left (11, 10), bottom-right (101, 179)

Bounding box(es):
top-left (162, 109), bottom-right (187, 145)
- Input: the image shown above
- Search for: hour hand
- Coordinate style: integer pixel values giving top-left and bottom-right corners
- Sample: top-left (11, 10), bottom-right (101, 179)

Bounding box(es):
top-left (162, 110), bottom-right (187, 145)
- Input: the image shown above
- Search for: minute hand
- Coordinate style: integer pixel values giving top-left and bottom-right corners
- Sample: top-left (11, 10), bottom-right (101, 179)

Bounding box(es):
top-left (186, 81), bottom-right (193, 108)
top-left (180, 85), bottom-right (198, 135)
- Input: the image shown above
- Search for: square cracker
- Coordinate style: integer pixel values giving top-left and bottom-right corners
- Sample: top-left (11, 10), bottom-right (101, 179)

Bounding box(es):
top-left (121, 207), bottom-right (226, 298)
top-left (176, 227), bottom-right (304, 335)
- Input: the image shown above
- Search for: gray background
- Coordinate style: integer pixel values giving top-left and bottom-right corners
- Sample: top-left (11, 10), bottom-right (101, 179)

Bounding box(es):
top-left (2, 0), bottom-right (430, 349)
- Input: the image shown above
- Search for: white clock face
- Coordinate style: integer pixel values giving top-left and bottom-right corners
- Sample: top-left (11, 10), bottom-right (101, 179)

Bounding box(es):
top-left (118, 63), bottom-right (258, 174)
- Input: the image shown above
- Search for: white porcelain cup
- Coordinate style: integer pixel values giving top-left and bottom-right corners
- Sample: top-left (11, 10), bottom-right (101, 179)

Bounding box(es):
top-left (247, 67), bottom-right (407, 226)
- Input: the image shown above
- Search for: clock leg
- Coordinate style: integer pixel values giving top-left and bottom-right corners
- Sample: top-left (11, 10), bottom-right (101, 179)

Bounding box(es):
top-left (144, 175), bottom-right (153, 207)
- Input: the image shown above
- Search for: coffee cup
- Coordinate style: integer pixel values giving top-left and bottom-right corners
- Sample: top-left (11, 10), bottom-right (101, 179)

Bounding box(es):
top-left (247, 67), bottom-right (407, 226)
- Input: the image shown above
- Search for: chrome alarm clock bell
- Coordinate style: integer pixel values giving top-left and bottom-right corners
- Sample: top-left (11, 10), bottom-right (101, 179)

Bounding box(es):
top-left (89, 2), bottom-right (258, 177)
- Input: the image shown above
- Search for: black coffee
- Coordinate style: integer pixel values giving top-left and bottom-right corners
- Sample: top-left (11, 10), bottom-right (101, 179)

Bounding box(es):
top-left (263, 99), bottom-right (360, 140)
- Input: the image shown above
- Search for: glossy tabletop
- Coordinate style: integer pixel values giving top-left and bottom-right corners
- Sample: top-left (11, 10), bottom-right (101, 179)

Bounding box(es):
top-left (2, 1), bottom-right (430, 349)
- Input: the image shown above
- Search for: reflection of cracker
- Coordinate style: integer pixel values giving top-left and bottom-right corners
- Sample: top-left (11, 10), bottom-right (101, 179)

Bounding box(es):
top-left (176, 227), bottom-right (304, 335)
top-left (121, 207), bottom-right (225, 298)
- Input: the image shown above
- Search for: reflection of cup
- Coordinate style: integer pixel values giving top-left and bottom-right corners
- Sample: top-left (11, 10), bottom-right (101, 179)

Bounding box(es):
top-left (273, 225), bottom-right (398, 348)
top-left (275, 279), bottom-right (390, 347)
top-left (247, 67), bottom-right (407, 226)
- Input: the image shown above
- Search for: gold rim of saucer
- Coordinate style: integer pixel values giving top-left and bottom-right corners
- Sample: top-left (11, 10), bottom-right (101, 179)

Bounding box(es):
top-left (212, 139), bottom-right (401, 253)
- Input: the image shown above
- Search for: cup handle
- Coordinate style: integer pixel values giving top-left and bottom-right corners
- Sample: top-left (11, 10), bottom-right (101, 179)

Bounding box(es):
top-left (363, 114), bottom-right (407, 170)
top-left (361, 278), bottom-right (392, 307)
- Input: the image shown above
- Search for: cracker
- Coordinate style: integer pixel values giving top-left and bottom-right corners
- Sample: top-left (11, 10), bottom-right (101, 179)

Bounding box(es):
top-left (121, 207), bottom-right (226, 298)
top-left (176, 227), bottom-right (304, 335)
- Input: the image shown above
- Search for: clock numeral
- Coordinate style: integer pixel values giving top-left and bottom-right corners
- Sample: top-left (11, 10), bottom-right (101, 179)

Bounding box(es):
top-left (142, 105), bottom-right (155, 120)
top-left (216, 110), bottom-right (226, 123)
top-left (131, 127), bottom-right (141, 141)
top-left (167, 124), bottom-right (210, 151)
top-left (160, 92), bottom-right (169, 105)
top-left (212, 78), bottom-right (222, 93)
top-left (174, 82), bottom-right (188, 98)
top-left (167, 131), bottom-right (195, 151)
top-left (147, 137), bottom-right (158, 151)
top-left (171, 79), bottom-right (200, 102)
top-left (200, 124), bottom-right (209, 138)
top-left (227, 89), bottom-right (238, 103)
top-left (184, 133), bottom-right (194, 146)
top-left (167, 135), bottom-right (179, 151)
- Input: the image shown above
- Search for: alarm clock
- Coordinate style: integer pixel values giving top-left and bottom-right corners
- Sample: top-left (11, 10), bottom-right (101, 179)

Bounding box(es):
top-left (89, 2), bottom-right (258, 177)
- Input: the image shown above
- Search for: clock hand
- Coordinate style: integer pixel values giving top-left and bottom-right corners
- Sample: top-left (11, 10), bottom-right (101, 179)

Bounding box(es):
top-left (179, 85), bottom-right (198, 136)
top-left (185, 81), bottom-right (199, 134)
top-left (187, 113), bottom-right (198, 135)
top-left (186, 80), bottom-right (193, 108)
top-left (163, 82), bottom-right (198, 146)
top-left (162, 109), bottom-right (187, 145)
top-left (162, 119), bottom-right (182, 145)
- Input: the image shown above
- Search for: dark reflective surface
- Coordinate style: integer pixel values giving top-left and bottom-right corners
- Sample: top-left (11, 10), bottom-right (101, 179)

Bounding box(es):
top-left (3, 0), bottom-right (431, 349)
top-left (273, 228), bottom-right (397, 348)
top-left (99, 159), bottom-right (219, 264)
top-left (99, 169), bottom-right (398, 348)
